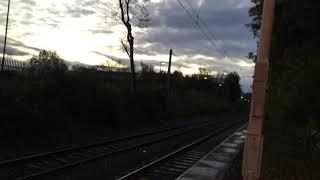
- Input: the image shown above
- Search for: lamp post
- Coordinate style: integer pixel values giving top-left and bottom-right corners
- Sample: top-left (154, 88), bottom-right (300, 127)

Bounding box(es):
top-left (1, 0), bottom-right (11, 72)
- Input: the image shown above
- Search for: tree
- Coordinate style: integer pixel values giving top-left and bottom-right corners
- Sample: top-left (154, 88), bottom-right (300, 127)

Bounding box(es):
top-left (102, 60), bottom-right (114, 72)
top-left (29, 50), bottom-right (67, 74)
top-left (223, 72), bottom-right (241, 103)
top-left (140, 62), bottom-right (155, 80)
top-left (173, 69), bottom-right (183, 79)
top-left (198, 67), bottom-right (211, 76)
top-left (118, 0), bottom-right (150, 92)
top-left (140, 62), bottom-right (154, 73)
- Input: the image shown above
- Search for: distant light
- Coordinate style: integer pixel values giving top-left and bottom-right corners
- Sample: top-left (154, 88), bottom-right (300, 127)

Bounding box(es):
top-left (241, 96), bottom-right (244, 99)
top-left (219, 84), bottom-right (222, 87)
top-left (204, 77), bottom-right (208, 80)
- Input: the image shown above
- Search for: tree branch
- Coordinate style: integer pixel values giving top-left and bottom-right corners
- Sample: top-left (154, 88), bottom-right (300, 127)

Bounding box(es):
top-left (121, 39), bottom-right (130, 57)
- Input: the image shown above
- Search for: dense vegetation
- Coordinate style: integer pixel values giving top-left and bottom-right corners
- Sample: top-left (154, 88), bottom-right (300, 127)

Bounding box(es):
top-left (0, 50), bottom-right (247, 144)
top-left (248, 0), bottom-right (320, 178)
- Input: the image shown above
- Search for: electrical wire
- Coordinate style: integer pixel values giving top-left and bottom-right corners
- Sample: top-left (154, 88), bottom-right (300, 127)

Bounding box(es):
top-left (184, 0), bottom-right (229, 57)
top-left (176, 0), bottom-right (226, 58)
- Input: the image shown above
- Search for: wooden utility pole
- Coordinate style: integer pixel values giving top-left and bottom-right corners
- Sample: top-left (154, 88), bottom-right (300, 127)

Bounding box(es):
top-left (242, 0), bottom-right (276, 180)
top-left (1, 0), bottom-right (11, 72)
top-left (167, 49), bottom-right (173, 95)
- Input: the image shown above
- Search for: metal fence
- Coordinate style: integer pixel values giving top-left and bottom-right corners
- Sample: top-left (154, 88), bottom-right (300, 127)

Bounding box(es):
top-left (2, 59), bottom-right (30, 72)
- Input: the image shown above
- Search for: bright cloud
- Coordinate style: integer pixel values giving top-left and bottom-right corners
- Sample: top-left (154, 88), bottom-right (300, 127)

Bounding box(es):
top-left (0, 0), bottom-right (256, 92)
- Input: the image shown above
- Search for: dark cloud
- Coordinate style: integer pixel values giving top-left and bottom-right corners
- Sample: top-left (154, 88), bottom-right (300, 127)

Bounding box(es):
top-left (64, 4), bottom-right (96, 18)
top-left (0, 46), bottom-right (29, 56)
top-left (0, 38), bottom-right (30, 56)
top-left (0, 0), bottom-right (38, 28)
top-left (20, 0), bottom-right (36, 6)
top-left (0, 36), bottom-right (42, 56)
top-left (135, 0), bottom-right (255, 59)
top-left (92, 51), bottom-right (132, 66)
top-left (92, 51), bottom-right (113, 59)
top-left (133, 0), bottom-right (256, 91)
top-left (8, 38), bottom-right (42, 52)
top-left (46, 8), bottom-right (65, 18)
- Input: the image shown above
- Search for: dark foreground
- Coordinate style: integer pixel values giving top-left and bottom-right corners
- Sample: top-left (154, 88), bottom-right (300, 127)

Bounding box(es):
top-left (0, 112), bottom-right (248, 180)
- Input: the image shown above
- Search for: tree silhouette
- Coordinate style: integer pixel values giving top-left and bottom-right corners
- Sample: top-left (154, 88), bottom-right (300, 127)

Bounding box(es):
top-left (224, 72), bottom-right (241, 104)
top-left (118, 0), bottom-right (150, 92)
top-left (29, 50), bottom-right (67, 74)
top-left (198, 67), bottom-right (211, 76)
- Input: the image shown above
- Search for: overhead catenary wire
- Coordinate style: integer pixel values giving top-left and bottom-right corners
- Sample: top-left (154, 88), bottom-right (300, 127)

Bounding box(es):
top-left (183, 0), bottom-right (229, 57)
top-left (175, 0), bottom-right (226, 58)
top-left (94, 0), bottom-right (119, 18)
top-left (78, 0), bottom-right (250, 81)
top-left (79, 0), bottom-right (115, 19)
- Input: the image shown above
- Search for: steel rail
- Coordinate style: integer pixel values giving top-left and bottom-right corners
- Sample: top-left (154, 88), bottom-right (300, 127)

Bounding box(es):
top-left (0, 119), bottom-right (211, 167)
top-left (14, 121), bottom-right (231, 180)
top-left (117, 122), bottom-right (246, 180)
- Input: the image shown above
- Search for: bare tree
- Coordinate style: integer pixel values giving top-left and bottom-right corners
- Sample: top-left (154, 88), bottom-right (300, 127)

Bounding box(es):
top-left (118, 0), bottom-right (149, 92)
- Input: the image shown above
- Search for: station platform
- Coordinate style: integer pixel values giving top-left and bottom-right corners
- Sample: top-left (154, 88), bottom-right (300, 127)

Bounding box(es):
top-left (176, 126), bottom-right (246, 180)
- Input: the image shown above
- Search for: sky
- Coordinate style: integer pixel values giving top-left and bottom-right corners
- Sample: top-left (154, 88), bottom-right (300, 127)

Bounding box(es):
top-left (0, 0), bottom-right (256, 92)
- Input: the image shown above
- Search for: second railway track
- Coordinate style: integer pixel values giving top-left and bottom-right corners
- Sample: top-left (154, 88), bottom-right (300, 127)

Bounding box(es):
top-left (0, 119), bottom-right (238, 180)
top-left (117, 123), bottom-right (246, 180)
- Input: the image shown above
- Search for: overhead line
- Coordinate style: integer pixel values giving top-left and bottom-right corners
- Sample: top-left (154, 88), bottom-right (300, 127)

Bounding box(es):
top-left (79, 0), bottom-right (115, 19)
top-left (95, 0), bottom-right (118, 15)
top-left (176, 0), bottom-right (226, 58)
top-left (184, 0), bottom-right (229, 57)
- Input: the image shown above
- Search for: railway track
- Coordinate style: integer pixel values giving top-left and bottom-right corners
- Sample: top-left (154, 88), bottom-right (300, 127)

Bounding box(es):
top-left (117, 123), bottom-right (246, 180)
top-left (0, 119), bottom-right (235, 180)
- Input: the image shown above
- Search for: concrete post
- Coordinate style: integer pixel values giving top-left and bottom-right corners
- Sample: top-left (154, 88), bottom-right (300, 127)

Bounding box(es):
top-left (242, 0), bottom-right (276, 179)
top-left (167, 49), bottom-right (173, 95)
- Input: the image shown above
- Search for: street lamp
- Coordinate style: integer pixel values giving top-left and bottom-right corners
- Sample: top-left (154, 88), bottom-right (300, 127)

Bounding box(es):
top-left (1, 0), bottom-right (11, 72)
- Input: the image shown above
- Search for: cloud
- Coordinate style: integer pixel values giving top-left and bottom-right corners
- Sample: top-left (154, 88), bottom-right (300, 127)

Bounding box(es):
top-left (8, 38), bottom-right (42, 52)
top-left (0, 0), bottom-right (256, 92)
top-left (87, 29), bottom-right (114, 35)
top-left (0, 46), bottom-right (29, 56)
top-left (0, 36), bottom-right (42, 56)
top-left (64, 5), bottom-right (96, 18)
top-left (136, 0), bottom-right (256, 91)
top-left (141, 0), bottom-right (255, 58)
top-left (20, 0), bottom-right (36, 6)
